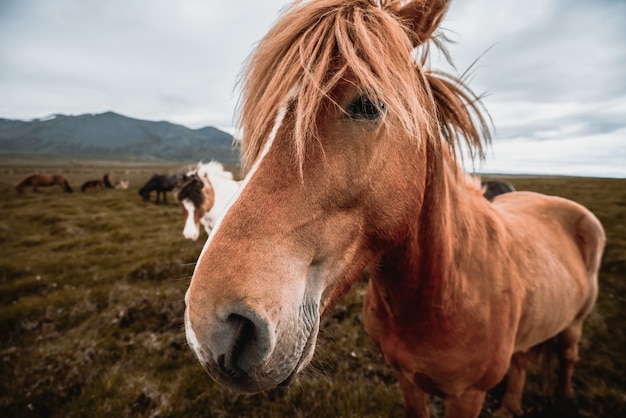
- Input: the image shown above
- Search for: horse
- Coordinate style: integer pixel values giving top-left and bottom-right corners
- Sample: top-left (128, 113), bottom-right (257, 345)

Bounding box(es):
top-left (103, 173), bottom-right (114, 189)
top-left (183, 1), bottom-right (606, 417)
top-left (481, 180), bottom-right (516, 202)
top-left (81, 173), bottom-right (116, 192)
top-left (80, 179), bottom-right (104, 192)
top-left (15, 173), bottom-right (73, 193)
top-left (138, 174), bottom-right (179, 204)
top-left (175, 161), bottom-right (241, 241)
top-left (114, 179), bottom-right (130, 189)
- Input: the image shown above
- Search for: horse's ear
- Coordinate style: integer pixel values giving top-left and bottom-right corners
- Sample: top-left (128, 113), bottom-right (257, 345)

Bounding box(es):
top-left (396, 0), bottom-right (450, 46)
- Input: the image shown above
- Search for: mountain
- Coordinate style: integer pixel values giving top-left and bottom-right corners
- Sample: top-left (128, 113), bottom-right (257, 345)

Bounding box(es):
top-left (0, 112), bottom-right (239, 163)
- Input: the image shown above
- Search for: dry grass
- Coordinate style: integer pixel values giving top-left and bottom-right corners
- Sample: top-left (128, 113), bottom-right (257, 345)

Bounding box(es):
top-left (0, 158), bottom-right (624, 417)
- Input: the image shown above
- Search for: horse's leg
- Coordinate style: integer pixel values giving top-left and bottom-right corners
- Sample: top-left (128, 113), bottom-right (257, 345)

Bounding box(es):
top-left (555, 320), bottom-right (583, 402)
top-left (444, 387), bottom-right (486, 418)
top-left (493, 351), bottom-right (530, 418)
top-left (395, 372), bottom-right (430, 418)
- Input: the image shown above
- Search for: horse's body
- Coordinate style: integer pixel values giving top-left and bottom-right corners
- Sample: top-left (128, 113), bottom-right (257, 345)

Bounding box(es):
top-left (81, 173), bottom-right (115, 192)
top-left (81, 179), bottom-right (104, 192)
top-left (176, 161), bottom-right (240, 241)
top-left (138, 174), bottom-right (179, 204)
top-left (15, 174), bottom-right (73, 193)
top-left (482, 180), bottom-right (516, 201)
top-left (184, 1), bottom-right (605, 417)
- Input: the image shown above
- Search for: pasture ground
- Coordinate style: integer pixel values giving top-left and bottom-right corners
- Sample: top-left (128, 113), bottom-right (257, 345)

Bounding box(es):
top-left (0, 156), bottom-right (624, 417)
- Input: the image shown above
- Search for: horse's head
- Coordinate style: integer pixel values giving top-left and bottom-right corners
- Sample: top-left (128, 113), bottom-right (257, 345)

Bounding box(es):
top-left (176, 174), bottom-right (215, 241)
top-left (185, 0), bottom-right (485, 393)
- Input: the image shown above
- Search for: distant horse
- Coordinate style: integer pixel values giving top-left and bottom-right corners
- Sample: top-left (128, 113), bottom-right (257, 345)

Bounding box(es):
top-left (138, 174), bottom-right (179, 204)
top-left (114, 179), bottom-right (130, 189)
top-left (81, 173), bottom-right (115, 192)
top-left (103, 173), bottom-right (114, 189)
top-left (175, 161), bottom-right (240, 241)
top-left (184, 2), bottom-right (605, 418)
top-left (81, 179), bottom-right (104, 192)
top-left (15, 174), bottom-right (73, 193)
top-left (482, 180), bottom-right (516, 201)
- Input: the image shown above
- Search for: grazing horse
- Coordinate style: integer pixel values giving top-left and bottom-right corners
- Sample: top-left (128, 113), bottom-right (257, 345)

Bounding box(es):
top-left (176, 161), bottom-right (241, 241)
top-left (184, 1), bottom-right (606, 417)
top-left (80, 179), bottom-right (104, 192)
top-left (103, 173), bottom-right (114, 189)
top-left (81, 173), bottom-right (116, 192)
top-left (138, 174), bottom-right (179, 204)
top-left (114, 179), bottom-right (130, 189)
top-left (481, 180), bottom-right (516, 201)
top-left (15, 174), bottom-right (73, 193)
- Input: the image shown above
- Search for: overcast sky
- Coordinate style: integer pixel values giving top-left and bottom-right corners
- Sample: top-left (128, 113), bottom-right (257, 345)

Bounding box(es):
top-left (1, 0), bottom-right (624, 177)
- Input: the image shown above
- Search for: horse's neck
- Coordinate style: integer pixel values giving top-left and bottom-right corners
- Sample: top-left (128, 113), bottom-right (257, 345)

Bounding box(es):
top-left (376, 152), bottom-right (498, 318)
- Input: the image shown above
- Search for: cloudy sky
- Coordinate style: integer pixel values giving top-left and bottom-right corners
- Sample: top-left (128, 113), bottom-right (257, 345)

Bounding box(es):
top-left (1, 0), bottom-right (625, 177)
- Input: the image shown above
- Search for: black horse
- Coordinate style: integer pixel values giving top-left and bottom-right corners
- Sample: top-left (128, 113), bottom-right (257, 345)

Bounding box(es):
top-left (138, 174), bottom-right (181, 204)
top-left (481, 180), bottom-right (516, 202)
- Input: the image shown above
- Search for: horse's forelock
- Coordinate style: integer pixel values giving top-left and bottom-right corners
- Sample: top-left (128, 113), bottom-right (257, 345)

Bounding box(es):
top-left (239, 0), bottom-right (489, 174)
top-left (239, 0), bottom-right (438, 173)
top-left (177, 178), bottom-right (205, 207)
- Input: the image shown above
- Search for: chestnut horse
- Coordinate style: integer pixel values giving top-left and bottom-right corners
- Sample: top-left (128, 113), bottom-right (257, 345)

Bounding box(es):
top-left (15, 173), bottom-right (73, 193)
top-left (184, 1), bottom-right (605, 417)
top-left (176, 161), bottom-right (240, 241)
top-left (81, 173), bottom-right (115, 192)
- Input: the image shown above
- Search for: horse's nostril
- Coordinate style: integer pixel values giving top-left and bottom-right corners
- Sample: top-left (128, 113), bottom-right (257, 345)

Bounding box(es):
top-left (223, 314), bottom-right (257, 373)
top-left (214, 308), bottom-right (273, 377)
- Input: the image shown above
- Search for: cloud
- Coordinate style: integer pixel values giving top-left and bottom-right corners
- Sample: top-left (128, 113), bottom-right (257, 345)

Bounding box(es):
top-left (0, 0), bottom-right (624, 176)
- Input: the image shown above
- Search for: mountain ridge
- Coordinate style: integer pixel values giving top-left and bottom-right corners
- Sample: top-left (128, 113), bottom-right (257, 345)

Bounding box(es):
top-left (0, 112), bottom-right (239, 163)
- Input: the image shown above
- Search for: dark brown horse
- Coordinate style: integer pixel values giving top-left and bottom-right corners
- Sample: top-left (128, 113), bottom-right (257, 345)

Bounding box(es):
top-left (138, 174), bottom-right (180, 204)
top-left (15, 174), bottom-right (73, 193)
top-left (481, 180), bottom-right (516, 201)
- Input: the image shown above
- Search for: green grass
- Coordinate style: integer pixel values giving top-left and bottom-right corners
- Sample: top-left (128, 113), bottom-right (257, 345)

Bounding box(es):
top-left (0, 160), bottom-right (624, 417)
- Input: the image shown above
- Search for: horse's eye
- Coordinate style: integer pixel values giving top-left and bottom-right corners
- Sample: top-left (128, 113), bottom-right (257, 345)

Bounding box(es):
top-left (346, 97), bottom-right (385, 120)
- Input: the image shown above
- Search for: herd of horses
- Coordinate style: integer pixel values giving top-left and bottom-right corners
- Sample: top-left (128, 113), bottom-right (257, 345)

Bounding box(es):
top-left (14, 164), bottom-right (514, 245)
top-left (14, 1), bottom-right (607, 416)
top-left (15, 172), bottom-right (129, 194)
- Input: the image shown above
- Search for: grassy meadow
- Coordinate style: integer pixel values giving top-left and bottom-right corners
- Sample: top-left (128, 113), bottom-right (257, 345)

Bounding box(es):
top-left (0, 156), bottom-right (624, 417)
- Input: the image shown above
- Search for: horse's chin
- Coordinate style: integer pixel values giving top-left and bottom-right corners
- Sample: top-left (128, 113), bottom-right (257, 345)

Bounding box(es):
top-left (278, 321), bottom-right (319, 387)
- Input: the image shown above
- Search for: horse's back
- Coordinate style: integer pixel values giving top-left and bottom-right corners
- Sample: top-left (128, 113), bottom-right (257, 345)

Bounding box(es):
top-left (493, 191), bottom-right (605, 253)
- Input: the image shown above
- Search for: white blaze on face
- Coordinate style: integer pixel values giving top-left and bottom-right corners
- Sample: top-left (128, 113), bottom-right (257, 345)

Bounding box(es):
top-left (185, 85), bottom-right (298, 354)
top-left (182, 199), bottom-right (200, 241)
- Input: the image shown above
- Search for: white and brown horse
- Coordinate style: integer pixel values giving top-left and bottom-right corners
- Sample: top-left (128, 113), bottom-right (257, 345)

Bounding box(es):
top-left (176, 161), bottom-right (240, 241)
top-left (184, 1), bottom-right (605, 417)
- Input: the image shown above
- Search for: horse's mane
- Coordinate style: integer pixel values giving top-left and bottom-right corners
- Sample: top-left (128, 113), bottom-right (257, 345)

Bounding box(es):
top-left (238, 0), bottom-right (490, 172)
top-left (195, 161), bottom-right (234, 181)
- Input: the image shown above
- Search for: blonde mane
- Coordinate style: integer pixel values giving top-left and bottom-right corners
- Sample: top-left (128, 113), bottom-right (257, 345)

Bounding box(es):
top-left (238, 0), bottom-right (490, 173)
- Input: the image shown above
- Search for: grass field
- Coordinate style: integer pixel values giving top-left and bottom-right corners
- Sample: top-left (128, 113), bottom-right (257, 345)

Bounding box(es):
top-left (0, 157), bottom-right (624, 417)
